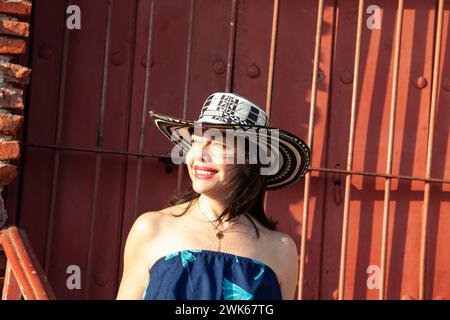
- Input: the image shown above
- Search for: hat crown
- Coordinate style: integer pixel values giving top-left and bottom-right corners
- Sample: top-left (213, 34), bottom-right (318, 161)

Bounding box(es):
top-left (197, 92), bottom-right (269, 126)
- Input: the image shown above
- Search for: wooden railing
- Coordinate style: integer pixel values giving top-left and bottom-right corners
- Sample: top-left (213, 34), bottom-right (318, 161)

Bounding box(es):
top-left (0, 226), bottom-right (55, 300)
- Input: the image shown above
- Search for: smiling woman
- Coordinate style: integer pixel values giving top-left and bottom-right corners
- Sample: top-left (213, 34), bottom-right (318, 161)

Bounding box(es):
top-left (174, 131), bottom-right (275, 239)
top-left (116, 92), bottom-right (311, 300)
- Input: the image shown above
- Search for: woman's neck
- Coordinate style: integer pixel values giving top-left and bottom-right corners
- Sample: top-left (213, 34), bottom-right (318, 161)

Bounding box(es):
top-left (195, 194), bottom-right (254, 232)
top-left (197, 194), bottom-right (226, 220)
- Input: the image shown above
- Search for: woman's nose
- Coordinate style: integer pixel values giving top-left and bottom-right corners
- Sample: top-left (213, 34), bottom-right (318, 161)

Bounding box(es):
top-left (194, 152), bottom-right (206, 162)
top-left (191, 139), bottom-right (211, 162)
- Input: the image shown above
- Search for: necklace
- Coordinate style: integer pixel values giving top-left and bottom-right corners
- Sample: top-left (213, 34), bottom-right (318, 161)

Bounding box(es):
top-left (197, 201), bottom-right (235, 252)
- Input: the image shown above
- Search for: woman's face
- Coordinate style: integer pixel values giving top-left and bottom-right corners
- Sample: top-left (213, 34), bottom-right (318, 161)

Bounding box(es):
top-left (186, 129), bottom-right (238, 196)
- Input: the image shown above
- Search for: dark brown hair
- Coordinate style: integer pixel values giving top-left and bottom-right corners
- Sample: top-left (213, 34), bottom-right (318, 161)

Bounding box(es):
top-left (167, 163), bottom-right (278, 238)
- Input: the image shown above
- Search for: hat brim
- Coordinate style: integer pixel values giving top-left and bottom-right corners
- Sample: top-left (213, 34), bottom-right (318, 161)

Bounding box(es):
top-left (149, 111), bottom-right (311, 191)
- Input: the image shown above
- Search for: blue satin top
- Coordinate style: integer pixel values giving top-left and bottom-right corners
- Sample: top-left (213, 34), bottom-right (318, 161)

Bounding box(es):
top-left (142, 249), bottom-right (282, 300)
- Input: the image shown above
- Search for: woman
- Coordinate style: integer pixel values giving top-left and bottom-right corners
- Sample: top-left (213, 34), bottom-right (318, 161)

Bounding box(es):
top-left (116, 92), bottom-right (310, 300)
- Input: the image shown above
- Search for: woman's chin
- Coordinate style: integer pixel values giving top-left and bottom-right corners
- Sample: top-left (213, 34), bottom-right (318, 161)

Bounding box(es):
top-left (192, 180), bottom-right (219, 194)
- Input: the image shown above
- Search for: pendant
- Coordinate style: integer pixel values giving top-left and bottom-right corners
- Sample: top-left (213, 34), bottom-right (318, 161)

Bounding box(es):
top-left (216, 231), bottom-right (224, 239)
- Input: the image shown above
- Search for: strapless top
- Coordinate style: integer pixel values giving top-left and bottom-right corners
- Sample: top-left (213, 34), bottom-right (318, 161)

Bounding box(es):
top-left (142, 249), bottom-right (282, 300)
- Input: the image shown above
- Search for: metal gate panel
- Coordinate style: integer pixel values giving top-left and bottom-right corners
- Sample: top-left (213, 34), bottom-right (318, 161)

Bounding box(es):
top-left (9, 0), bottom-right (68, 267)
top-left (320, 0), bottom-right (447, 300)
top-left (84, 0), bottom-right (138, 299)
top-left (18, 0), bottom-right (138, 299)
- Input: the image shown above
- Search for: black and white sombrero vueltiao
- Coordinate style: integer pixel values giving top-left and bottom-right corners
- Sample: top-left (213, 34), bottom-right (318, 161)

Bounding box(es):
top-left (149, 92), bottom-right (311, 191)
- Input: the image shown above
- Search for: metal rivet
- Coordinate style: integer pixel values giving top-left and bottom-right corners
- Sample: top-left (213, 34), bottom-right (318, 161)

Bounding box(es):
top-left (413, 76), bottom-right (428, 89)
top-left (401, 294), bottom-right (415, 300)
top-left (340, 71), bottom-right (353, 84)
top-left (95, 273), bottom-right (108, 286)
top-left (212, 60), bottom-right (226, 75)
top-left (38, 45), bottom-right (52, 59)
top-left (165, 166), bottom-right (173, 174)
top-left (111, 51), bottom-right (125, 66)
top-left (442, 78), bottom-right (450, 91)
top-left (247, 64), bottom-right (260, 78)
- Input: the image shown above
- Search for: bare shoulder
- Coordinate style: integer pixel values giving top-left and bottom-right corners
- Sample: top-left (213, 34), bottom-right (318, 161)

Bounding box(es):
top-left (136, 202), bottom-right (191, 228)
top-left (117, 202), bottom-right (193, 299)
top-left (264, 229), bottom-right (299, 299)
top-left (125, 209), bottom-right (164, 242)
top-left (130, 202), bottom-right (192, 243)
top-left (267, 229), bottom-right (298, 261)
top-left (242, 215), bottom-right (298, 261)
top-left (245, 215), bottom-right (298, 259)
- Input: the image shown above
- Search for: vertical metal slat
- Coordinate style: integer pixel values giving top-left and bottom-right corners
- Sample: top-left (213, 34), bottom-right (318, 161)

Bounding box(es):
top-left (419, 0), bottom-right (444, 300)
top-left (225, 0), bottom-right (238, 93)
top-left (263, 0), bottom-right (279, 211)
top-left (84, 0), bottom-right (113, 299)
top-left (176, 0), bottom-right (196, 192)
top-left (298, 0), bottom-right (324, 300)
top-left (265, 0), bottom-right (279, 117)
top-left (338, 0), bottom-right (365, 300)
top-left (133, 0), bottom-right (155, 220)
top-left (44, 0), bottom-right (72, 275)
top-left (379, 0), bottom-right (404, 300)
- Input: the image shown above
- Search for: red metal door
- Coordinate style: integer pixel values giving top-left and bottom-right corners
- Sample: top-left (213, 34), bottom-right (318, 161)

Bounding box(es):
top-left (4, 0), bottom-right (450, 300)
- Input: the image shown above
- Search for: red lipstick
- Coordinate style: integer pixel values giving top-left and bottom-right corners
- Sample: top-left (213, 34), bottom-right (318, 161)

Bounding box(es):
top-left (194, 165), bottom-right (218, 179)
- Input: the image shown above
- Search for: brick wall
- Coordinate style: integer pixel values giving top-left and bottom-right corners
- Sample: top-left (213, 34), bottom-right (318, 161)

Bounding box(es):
top-left (0, 0), bottom-right (31, 228)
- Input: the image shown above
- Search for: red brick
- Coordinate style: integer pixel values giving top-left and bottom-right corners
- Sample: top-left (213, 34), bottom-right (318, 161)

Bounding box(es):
top-left (0, 113), bottom-right (23, 135)
top-left (0, 62), bottom-right (31, 85)
top-left (0, 161), bottom-right (17, 186)
top-left (0, 0), bottom-right (32, 17)
top-left (0, 140), bottom-right (20, 160)
top-left (0, 86), bottom-right (23, 110)
top-left (0, 19), bottom-right (29, 37)
top-left (0, 36), bottom-right (25, 54)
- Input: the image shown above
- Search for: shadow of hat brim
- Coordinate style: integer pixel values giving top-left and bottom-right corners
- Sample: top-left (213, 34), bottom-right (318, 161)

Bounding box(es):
top-left (149, 110), bottom-right (311, 191)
